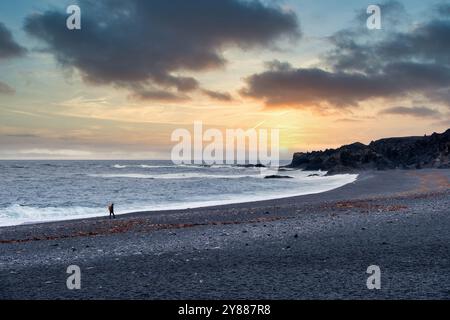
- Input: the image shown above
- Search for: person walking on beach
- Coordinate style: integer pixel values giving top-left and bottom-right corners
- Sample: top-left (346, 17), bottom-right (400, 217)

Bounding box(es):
top-left (108, 203), bottom-right (116, 219)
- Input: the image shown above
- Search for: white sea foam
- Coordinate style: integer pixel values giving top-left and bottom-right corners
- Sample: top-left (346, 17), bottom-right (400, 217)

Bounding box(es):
top-left (112, 164), bottom-right (213, 169)
top-left (91, 173), bottom-right (157, 179)
top-left (113, 164), bottom-right (177, 169)
top-left (0, 204), bottom-right (104, 227)
top-left (90, 172), bottom-right (257, 179)
top-left (95, 167), bottom-right (327, 180)
top-left (0, 173), bottom-right (357, 227)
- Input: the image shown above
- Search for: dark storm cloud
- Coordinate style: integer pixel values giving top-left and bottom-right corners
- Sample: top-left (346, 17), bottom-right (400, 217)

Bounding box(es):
top-left (0, 23), bottom-right (25, 95)
top-left (241, 61), bottom-right (399, 107)
top-left (24, 0), bottom-right (299, 99)
top-left (324, 1), bottom-right (411, 74)
top-left (328, 18), bottom-right (450, 72)
top-left (379, 106), bottom-right (442, 118)
top-left (241, 1), bottom-right (450, 109)
top-left (202, 89), bottom-right (233, 102)
top-left (241, 60), bottom-right (450, 107)
top-left (0, 22), bottom-right (26, 59)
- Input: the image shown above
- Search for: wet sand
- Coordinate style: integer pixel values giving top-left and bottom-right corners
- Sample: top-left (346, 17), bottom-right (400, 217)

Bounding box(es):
top-left (1, 169), bottom-right (449, 299)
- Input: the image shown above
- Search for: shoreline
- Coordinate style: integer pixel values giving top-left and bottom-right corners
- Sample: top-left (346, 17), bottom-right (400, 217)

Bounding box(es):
top-left (0, 168), bottom-right (355, 229)
top-left (1, 171), bottom-right (358, 229)
top-left (0, 169), bottom-right (444, 239)
top-left (1, 169), bottom-right (449, 299)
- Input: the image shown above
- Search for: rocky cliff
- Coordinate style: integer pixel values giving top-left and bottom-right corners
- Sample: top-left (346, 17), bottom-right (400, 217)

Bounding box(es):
top-left (290, 129), bottom-right (450, 174)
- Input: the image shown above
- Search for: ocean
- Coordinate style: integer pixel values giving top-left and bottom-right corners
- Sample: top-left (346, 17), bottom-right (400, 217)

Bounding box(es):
top-left (0, 160), bottom-right (357, 227)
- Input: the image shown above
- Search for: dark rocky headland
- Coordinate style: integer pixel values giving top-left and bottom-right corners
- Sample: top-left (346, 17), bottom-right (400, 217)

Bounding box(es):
top-left (290, 129), bottom-right (450, 174)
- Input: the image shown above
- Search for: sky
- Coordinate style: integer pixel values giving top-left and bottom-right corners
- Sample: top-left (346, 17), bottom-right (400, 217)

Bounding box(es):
top-left (0, 0), bottom-right (449, 160)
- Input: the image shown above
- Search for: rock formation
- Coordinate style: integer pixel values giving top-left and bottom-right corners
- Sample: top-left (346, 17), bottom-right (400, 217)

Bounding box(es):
top-left (290, 129), bottom-right (450, 174)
